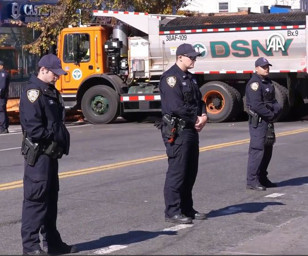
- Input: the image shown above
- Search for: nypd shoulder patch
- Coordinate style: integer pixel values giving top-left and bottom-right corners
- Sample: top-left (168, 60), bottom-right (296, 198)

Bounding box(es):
top-left (27, 89), bottom-right (40, 103)
top-left (250, 82), bottom-right (259, 91)
top-left (166, 76), bottom-right (177, 87)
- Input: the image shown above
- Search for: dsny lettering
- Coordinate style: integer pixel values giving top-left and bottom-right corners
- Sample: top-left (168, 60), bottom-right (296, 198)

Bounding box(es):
top-left (210, 39), bottom-right (293, 58)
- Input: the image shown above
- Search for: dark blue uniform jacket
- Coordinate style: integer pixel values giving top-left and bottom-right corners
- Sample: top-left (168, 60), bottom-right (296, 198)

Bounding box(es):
top-left (19, 75), bottom-right (70, 154)
top-left (0, 69), bottom-right (10, 98)
top-left (245, 73), bottom-right (281, 122)
top-left (159, 64), bottom-right (206, 126)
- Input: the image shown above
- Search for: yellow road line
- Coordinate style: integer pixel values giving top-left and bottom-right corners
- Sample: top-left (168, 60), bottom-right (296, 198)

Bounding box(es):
top-left (1, 127), bottom-right (308, 191)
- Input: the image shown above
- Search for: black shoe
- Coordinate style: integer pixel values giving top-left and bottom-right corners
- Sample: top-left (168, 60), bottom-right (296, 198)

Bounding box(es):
top-left (165, 214), bottom-right (193, 224)
top-left (246, 184), bottom-right (266, 191)
top-left (47, 243), bottom-right (79, 254)
top-left (260, 178), bottom-right (277, 188)
top-left (185, 210), bottom-right (207, 220)
top-left (0, 129), bottom-right (8, 134)
top-left (23, 249), bottom-right (47, 255)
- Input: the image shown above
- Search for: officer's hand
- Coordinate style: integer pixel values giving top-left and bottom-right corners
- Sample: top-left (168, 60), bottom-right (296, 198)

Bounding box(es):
top-left (195, 115), bottom-right (207, 132)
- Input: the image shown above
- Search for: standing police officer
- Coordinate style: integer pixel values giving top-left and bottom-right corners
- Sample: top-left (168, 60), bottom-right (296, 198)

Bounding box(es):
top-left (20, 54), bottom-right (78, 255)
top-left (0, 60), bottom-right (10, 134)
top-left (159, 43), bottom-right (208, 224)
top-left (246, 57), bottom-right (281, 191)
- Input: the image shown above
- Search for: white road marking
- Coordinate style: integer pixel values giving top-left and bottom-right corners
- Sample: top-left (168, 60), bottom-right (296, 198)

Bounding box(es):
top-left (93, 245), bottom-right (128, 254)
top-left (93, 224), bottom-right (193, 254)
top-left (265, 193), bottom-right (285, 198)
top-left (163, 224), bottom-right (194, 231)
top-left (221, 251), bottom-right (267, 255)
top-left (0, 147), bottom-right (21, 152)
top-left (0, 124), bottom-right (92, 152)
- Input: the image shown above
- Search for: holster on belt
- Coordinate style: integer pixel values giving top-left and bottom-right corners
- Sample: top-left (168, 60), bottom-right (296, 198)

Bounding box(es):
top-left (162, 114), bottom-right (186, 144)
top-left (21, 136), bottom-right (41, 166)
top-left (247, 108), bottom-right (261, 128)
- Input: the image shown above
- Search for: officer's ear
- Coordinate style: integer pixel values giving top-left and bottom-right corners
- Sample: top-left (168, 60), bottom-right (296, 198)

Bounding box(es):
top-left (40, 67), bottom-right (48, 74)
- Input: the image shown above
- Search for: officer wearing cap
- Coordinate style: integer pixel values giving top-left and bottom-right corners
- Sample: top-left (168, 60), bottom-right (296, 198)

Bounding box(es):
top-left (0, 60), bottom-right (10, 134)
top-left (245, 57), bottom-right (281, 191)
top-left (19, 54), bottom-right (78, 255)
top-left (158, 43), bottom-right (208, 224)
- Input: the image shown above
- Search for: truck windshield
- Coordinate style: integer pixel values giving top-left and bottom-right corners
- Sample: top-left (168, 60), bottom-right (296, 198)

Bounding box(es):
top-left (63, 33), bottom-right (90, 63)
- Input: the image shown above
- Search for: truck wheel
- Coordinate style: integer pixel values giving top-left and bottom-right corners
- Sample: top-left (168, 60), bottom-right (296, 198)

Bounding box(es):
top-left (200, 81), bottom-right (239, 122)
top-left (81, 85), bottom-right (119, 124)
top-left (272, 81), bottom-right (290, 121)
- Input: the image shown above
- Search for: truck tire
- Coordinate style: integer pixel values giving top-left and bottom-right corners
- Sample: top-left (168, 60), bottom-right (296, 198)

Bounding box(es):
top-left (272, 81), bottom-right (290, 121)
top-left (200, 81), bottom-right (240, 122)
top-left (81, 85), bottom-right (119, 124)
top-left (228, 85), bottom-right (243, 118)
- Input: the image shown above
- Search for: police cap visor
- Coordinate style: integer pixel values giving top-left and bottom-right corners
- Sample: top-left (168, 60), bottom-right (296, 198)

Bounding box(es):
top-left (38, 54), bottom-right (67, 76)
top-left (255, 57), bottom-right (272, 67)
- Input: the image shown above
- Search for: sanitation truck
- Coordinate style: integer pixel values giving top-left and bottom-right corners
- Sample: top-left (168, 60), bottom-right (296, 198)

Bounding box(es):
top-left (53, 11), bottom-right (308, 123)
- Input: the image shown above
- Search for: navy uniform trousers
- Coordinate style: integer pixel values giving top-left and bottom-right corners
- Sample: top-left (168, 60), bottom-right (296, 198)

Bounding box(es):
top-left (0, 97), bottom-right (8, 131)
top-left (163, 128), bottom-right (199, 218)
top-left (247, 120), bottom-right (273, 186)
top-left (21, 154), bottom-right (63, 252)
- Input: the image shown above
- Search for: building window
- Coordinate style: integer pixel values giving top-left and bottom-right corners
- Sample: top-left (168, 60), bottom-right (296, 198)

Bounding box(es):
top-left (219, 2), bottom-right (229, 12)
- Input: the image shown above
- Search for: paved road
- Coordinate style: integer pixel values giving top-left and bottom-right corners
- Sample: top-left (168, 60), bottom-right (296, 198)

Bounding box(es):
top-left (0, 119), bottom-right (308, 255)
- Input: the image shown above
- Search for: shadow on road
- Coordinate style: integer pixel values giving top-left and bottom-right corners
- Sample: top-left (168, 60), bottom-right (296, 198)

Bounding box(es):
top-left (75, 230), bottom-right (176, 252)
top-left (207, 201), bottom-right (285, 218)
top-left (276, 176), bottom-right (308, 187)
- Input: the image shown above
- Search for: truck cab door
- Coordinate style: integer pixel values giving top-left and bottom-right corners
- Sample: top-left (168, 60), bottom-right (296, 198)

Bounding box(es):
top-left (58, 31), bottom-right (99, 92)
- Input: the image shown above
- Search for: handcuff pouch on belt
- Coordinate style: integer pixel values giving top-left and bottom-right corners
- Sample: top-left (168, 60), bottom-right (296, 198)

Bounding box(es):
top-left (43, 141), bottom-right (64, 159)
top-left (264, 123), bottom-right (276, 146)
top-left (162, 114), bottom-right (186, 144)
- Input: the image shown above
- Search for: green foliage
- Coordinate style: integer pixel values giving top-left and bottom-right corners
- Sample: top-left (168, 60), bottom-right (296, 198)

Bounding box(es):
top-left (104, 0), bottom-right (191, 14)
top-left (24, 0), bottom-right (190, 54)
top-left (24, 0), bottom-right (104, 54)
top-left (130, 0), bottom-right (191, 14)
top-left (0, 35), bottom-right (8, 46)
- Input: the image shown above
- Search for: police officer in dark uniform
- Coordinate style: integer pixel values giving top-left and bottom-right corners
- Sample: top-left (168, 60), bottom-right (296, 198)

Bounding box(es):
top-left (159, 43), bottom-right (208, 224)
top-left (245, 57), bottom-right (281, 191)
top-left (0, 60), bottom-right (10, 134)
top-left (20, 54), bottom-right (78, 255)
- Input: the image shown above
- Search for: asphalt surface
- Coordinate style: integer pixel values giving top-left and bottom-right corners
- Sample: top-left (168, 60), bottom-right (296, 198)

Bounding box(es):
top-left (0, 118), bottom-right (308, 255)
